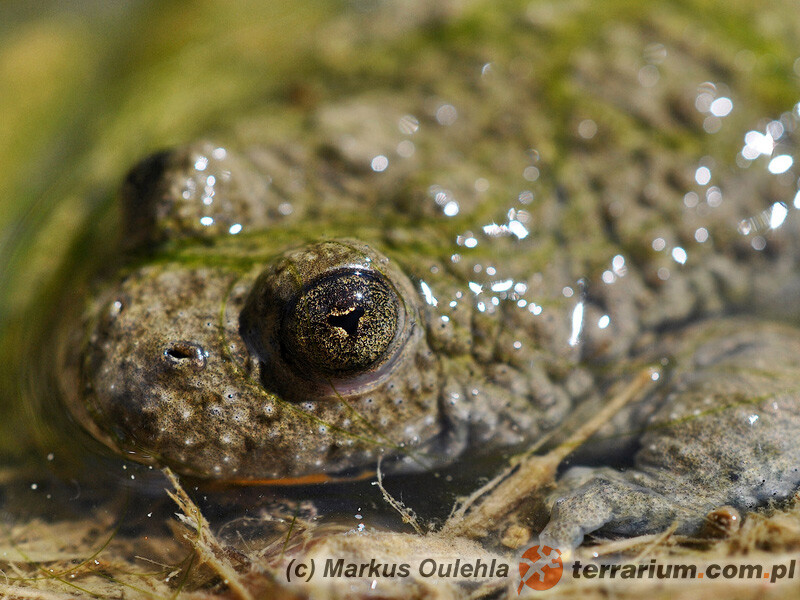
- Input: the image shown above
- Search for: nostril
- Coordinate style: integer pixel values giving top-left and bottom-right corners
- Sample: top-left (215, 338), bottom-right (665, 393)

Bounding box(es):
top-left (163, 341), bottom-right (207, 370)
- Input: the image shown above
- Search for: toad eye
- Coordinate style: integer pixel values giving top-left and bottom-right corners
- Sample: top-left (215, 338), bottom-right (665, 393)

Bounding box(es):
top-left (282, 270), bottom-right (400, 375)
top-left (239, 239), bottom-right (420, 395)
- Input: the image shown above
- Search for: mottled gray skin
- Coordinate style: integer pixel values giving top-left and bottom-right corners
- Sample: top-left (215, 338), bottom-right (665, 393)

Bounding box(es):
top-left (64, 7), bottom-right (800, 547)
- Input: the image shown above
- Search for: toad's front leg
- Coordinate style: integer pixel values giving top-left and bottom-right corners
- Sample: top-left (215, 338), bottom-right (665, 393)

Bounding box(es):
top-left (539, 320), bottom-right (800, 550)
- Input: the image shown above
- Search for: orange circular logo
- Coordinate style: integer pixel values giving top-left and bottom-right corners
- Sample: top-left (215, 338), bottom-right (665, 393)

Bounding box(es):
top-left (518, 544), bottom-right (563, 593)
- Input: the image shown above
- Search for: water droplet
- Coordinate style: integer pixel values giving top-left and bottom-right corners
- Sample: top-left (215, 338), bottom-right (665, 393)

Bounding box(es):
top-left (577, 119), bottom-right (597, 139)
top-left (443, 200), bottom-right (459, 216)
top-left (371, 155), bottom-right (389, 172)
top-left (709, 97), bottom-right (733, 117)
top-left (695, 166), bottom-right (711, 185)
top-left (398, 114), bottom-right (419, 135)
top-left (435, 104), bottom-right (458, 126)
top-left (637, 65), bottom-right (659, 87)
top-left (420, 281), bottom-right (438, 306)
top-left (523, 166), bottom-right (539, 181)
top-left (695, 227), bottom-right (709, 243)
top-left (768, 155), bottom-right (793, 174)
top-left (769, 202), bottom-right (788, 229)
top-left (397, 140), bottom-right (415, 157)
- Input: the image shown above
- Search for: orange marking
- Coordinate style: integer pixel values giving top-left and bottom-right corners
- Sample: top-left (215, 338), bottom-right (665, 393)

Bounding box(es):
top-left (204, 469), bottom-right (376, 488)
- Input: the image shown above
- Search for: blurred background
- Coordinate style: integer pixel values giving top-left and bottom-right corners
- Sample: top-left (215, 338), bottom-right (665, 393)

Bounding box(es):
top-left (1, 0), bottom-right (347, 318)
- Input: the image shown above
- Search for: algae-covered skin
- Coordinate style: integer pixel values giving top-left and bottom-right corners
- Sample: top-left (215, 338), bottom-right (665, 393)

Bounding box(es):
top-left (43, 0), bottom-right (800, 550)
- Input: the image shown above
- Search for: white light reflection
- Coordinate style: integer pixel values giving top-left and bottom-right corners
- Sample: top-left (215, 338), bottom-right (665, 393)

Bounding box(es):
top-left (671, 247), bottom-right (687, 264)
top-left (443, 201), bottom-right (460, 216)
top-left (371, 155), bottom-right (389, 172)
top-left (398, 114), bottom-right (420, 135)
top-left (598, 315), bottom-right (610, 329)
top-left (742, 131), bottom-right (775, 158)
top-left (694, 227), bottom-right (709, 243)
top-left (709, 97), bottom-right (733, 117)
top-left (228, 223), bottom-right (242, 235)
top-left (490, 279), bottom-right (514, 293)
top-left (468, 282), bottom-right (483, 295)
top-left (768, 155), bottom-right (793, 174)
top-left (612, 254), bottom-right (626, 276)
top-left (482, 220), bottom-right (529, 239)
top-left (568, 301), bottom-right (584, 347)
top-left (420, 281), bottom-right (438, 306)
top-left (769, 202), bottom-right (788, 229)
top-left (508, 220), bottom-right (529, 239)
top-left (200, 216), bottom-right (214, 226)
top-left (695, 166), bottom-right (711, 185)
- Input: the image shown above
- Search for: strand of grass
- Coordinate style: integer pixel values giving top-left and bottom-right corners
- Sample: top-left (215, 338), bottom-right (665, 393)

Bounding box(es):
top-left (443, 424), bottom-right (562, 527)
top-left (169, 553), bottom-right (195, 600)
top-left (583, 532), bottom-right (676, 558)
top-left (164, 468), bottom-right (254, 600)
top-left (0, 493), bottom-right (130, 589)
top-left (632, 522), bottom-right (680, 563)
top-left (0, 583), bottom-right (92, 600)
top-left (86, 567), bottom-right (171, 600)
top-left (279, 511), bottom-right (298, 562)
top-left (0, 521), bottom-right (103, 598)
top-left (372, 460), bottom-right (423, 535)
top-left (440, 367), bottom-right (657, 540)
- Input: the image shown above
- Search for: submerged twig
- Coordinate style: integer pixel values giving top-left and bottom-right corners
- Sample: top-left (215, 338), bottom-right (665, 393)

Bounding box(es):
top-left (440, 367), bottom-right (657, 541)
top-left (373, 460), bottom-right (424, 535)
top-left (164, 468), bottom-right (254, 600)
